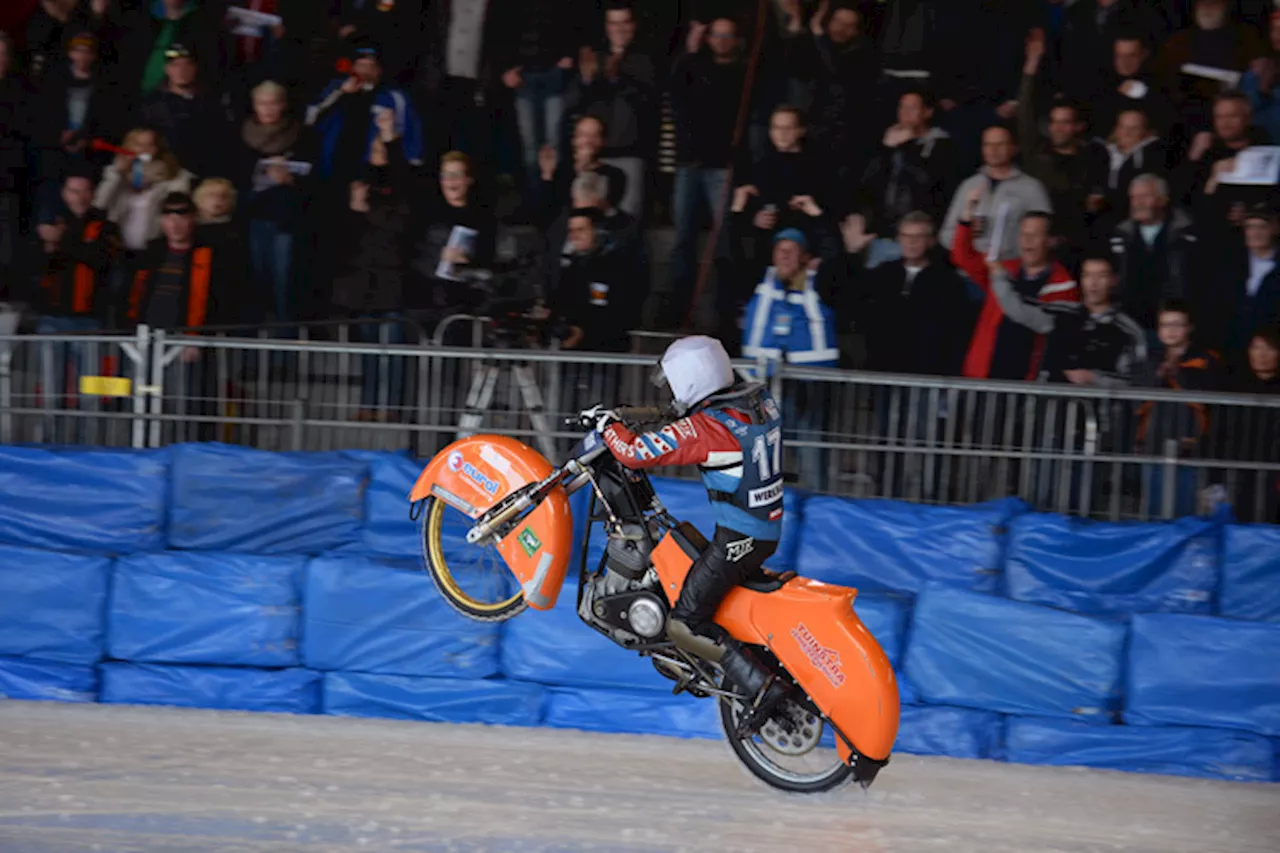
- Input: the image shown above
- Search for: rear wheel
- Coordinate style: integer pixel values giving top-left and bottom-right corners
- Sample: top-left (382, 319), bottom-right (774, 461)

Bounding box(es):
top-left (421, 496), bottom-right (527, 622)
top-left (718, 695), bottom-right (854, 793)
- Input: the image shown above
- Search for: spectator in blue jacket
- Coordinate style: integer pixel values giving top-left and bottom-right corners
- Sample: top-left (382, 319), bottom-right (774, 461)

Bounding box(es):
top-left (741, 228), bottom-right (839, 370)
top-left (741, 228), bottom-right (839, 487)
top-left (306, 42), bottom-right (423, 185)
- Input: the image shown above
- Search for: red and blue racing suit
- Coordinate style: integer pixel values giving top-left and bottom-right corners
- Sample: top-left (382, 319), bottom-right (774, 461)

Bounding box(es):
top-left (600, 386), bottom-right (784, 641)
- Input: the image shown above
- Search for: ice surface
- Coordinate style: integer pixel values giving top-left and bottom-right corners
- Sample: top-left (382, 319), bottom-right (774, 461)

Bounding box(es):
top-left (0, 702), bottom-right (1276, 852)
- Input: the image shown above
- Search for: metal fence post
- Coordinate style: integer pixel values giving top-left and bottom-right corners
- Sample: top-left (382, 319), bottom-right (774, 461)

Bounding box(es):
top-left (1161, 437), bottom-right (1179, 520)
top-left (290, 398), bottom-right (305, 451)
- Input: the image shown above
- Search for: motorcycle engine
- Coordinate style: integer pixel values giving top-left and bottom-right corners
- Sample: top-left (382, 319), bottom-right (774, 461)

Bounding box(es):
top-left (604, 522), bottom-right (653, 581)
top-left (578, 565), bottom-right (668, 647)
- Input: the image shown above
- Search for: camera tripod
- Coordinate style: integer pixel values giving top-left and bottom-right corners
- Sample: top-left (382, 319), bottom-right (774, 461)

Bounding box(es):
top-left (432, 311), bottom-right (561, 460)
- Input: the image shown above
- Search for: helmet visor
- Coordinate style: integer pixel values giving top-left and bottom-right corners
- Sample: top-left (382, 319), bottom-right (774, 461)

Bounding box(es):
top-left (649, 361), bottom-right (669, 390)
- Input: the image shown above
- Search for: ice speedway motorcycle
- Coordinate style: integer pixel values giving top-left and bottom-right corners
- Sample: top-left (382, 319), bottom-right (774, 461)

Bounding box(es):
top-left (407, 404), bottom-right (900, 793)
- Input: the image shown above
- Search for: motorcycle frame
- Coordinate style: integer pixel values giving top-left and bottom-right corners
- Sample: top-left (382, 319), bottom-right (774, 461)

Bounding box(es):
top-left (411, 428), bottom-right (899, 778)
top-left (568, 466), bottom-right (748, 703)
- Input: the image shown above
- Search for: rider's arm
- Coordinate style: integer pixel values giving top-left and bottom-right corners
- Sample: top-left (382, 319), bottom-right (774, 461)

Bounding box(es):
top-left (601, 413), bottom-right (727, 470)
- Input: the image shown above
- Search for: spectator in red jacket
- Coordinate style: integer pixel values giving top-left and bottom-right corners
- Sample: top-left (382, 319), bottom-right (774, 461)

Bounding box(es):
top-left (951, 184), bottom-right (1080, 381)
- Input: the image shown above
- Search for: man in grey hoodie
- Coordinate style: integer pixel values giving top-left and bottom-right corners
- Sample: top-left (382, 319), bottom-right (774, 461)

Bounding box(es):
top-left (940, 124), bottom-right (1053, 260)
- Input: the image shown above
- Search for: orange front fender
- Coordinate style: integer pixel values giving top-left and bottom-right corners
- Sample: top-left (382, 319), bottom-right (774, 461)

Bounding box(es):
top-left (409, 435), bottom-right (574, 610)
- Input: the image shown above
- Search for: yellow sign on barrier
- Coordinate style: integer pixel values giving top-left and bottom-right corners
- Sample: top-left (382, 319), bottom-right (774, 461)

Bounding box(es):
top-left (79, 376), bottom-right (132, 397)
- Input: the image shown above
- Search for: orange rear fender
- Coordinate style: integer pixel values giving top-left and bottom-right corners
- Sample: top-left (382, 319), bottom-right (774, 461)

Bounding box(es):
top-left (742, 587), bottom-right (899, 762)
top-left (650, 531), bottom-right (900, 763)
top-left (409, 435), bottom-right (574, 610)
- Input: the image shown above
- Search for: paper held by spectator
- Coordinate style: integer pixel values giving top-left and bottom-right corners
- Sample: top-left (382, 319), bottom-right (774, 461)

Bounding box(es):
top-left (985, 202), bottom-right (1011, 262)
top-left (1179, 63), bottom-right (1242, 89)
top-left (252, 159), bottom-right (311, 191)
top-left (883, 69), bottom-right (931, 80)
top-left (436, 226), bottom-right (479, 281)
top-left (1218, 147), bottom-right (1280, 186)
top-left (227, 6), bottom-right (282, 37)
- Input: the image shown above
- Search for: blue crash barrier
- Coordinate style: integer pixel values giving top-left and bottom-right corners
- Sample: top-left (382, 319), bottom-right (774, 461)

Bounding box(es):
top-left (1125, 613), bottom-right (1280, 737)
top-left (99, 663), bottom-right (320, 714)
top-left (168, 443), bottom-right (366, 554)
top-left (0, 545), bottom-right (110, 664)
top-left (322, 672), bottom-right (546, 727)
top-left (852, 593), bottom-right (910, 666)
top-left (359, 454), bottom-right (425, 559)
top-left (9, 443), bottom-right (1280, 784)
top-left (1220, 524), bottom-right (1280, 622)
top-left (851, 593), bottom-right (919, 707)
top-left (1004, 514), bottom-right (1218, 617)
top-left (895, 706), bottom-right (1005, 761)
top-left (501, 579), bottom-right (671, 692)
top-left (794, 496), bottom-right (1026, 595)
top-left (0, 446), bottom-right (169, 553)
top-left (1005, 717), bottom-right (1276, 783)
top-left (108, 553), bottom-right (304, 667)
top-left (904, 583), bottom-right (1127, 720)
top-left (0, 656), bottom-right (97, 702)
top-left (543, 687), bottom-right (723, 740)
top-left (302, 556), bottom-right (501, 679)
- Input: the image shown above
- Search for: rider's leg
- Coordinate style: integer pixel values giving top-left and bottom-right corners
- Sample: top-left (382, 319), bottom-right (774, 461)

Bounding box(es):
top-left (667, 527), bottom-right (787, 708)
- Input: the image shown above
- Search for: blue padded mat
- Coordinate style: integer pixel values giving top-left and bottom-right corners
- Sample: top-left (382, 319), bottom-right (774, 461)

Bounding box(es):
top-left (322, 672), bottom-right (545, 727)
top-left (904, 583), bottom-right (1127, 720)
top-left (108, 552), bottom-right (304, 667)
top-left (0, 656), bottom-right (97, 702)
top-left (1006, 716), bottom-right (1275, 782)
top-left (1220, 524), bottom-right (1280, 622)
top-left (168, 443), bottom-right (365, 554)
top-left (793, 496), bottom-right (1025, 595)
top-left (99, 663), bottom-right (320, 714)
top-left (1125, 613), bottom-right (1280, 737)
top-left (1004, 514), bottom-right (1218, 616)
top-left (0, 446), bottom-right (169, 554)
top-left (302, 555), bottom-right (502, 679)
top-left (0, 545), bottom-right (110, 664)
top-left (896, 705), bottom-right (1005, 760)
top-left (542, 686), bottom-right (722, 739)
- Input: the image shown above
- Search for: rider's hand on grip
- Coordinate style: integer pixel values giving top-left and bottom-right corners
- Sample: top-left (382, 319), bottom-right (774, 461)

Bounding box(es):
top-left (578, 404), bottom-right (620, 433)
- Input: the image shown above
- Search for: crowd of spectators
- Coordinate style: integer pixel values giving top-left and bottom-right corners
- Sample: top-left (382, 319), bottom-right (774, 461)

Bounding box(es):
top-left (0, 1), bottom-right (1278, 492)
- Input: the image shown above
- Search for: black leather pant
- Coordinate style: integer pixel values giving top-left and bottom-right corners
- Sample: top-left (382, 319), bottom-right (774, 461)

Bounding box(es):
top-left (670, 525), bottom-right (777, 643)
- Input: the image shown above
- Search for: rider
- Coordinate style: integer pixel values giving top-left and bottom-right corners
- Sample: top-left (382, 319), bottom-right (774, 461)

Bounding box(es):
top-left (582, 335), bottom-right (789, 713)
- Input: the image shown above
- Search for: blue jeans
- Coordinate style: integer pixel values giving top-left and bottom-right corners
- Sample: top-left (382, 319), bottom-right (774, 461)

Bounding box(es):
top-left (670, 166), bottom-right (731, 299)
top-left (249, 219), bottom-right (294, 324)
top-left (515, 67), bottom-right (568, 185)
top-left (355, 313), bottom-right (405, 411)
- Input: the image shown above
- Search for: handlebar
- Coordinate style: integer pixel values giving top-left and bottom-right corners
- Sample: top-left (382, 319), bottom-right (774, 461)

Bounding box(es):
top-left (563, 404), bottom-right (671, 429)
top-left (616, 405), bottom-right (668, 421)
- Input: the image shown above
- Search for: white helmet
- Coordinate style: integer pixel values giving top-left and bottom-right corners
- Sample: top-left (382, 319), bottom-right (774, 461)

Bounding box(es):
top-left (657, 335), bottom-right (736, 412)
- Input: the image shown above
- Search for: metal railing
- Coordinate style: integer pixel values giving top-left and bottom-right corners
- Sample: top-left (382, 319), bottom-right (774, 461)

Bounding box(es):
top-left (2, 324), bottom-right (1278, 523)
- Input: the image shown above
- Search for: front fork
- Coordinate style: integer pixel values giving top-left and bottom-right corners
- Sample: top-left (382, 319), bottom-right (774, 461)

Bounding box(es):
top-left (463, 458), bottom-right (596, 545)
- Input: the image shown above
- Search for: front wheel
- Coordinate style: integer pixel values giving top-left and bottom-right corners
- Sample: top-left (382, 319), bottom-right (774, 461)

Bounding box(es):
top-left (421, 496), bottom-right (527, 622)
top-left (719, 696), bottom-right (854, 793)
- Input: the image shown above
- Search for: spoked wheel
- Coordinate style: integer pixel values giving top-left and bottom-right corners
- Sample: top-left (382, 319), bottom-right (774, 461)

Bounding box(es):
top-left (719, 695), bottom-right (854, 793)
top-left (420, 496), bottom-right (527, 622)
